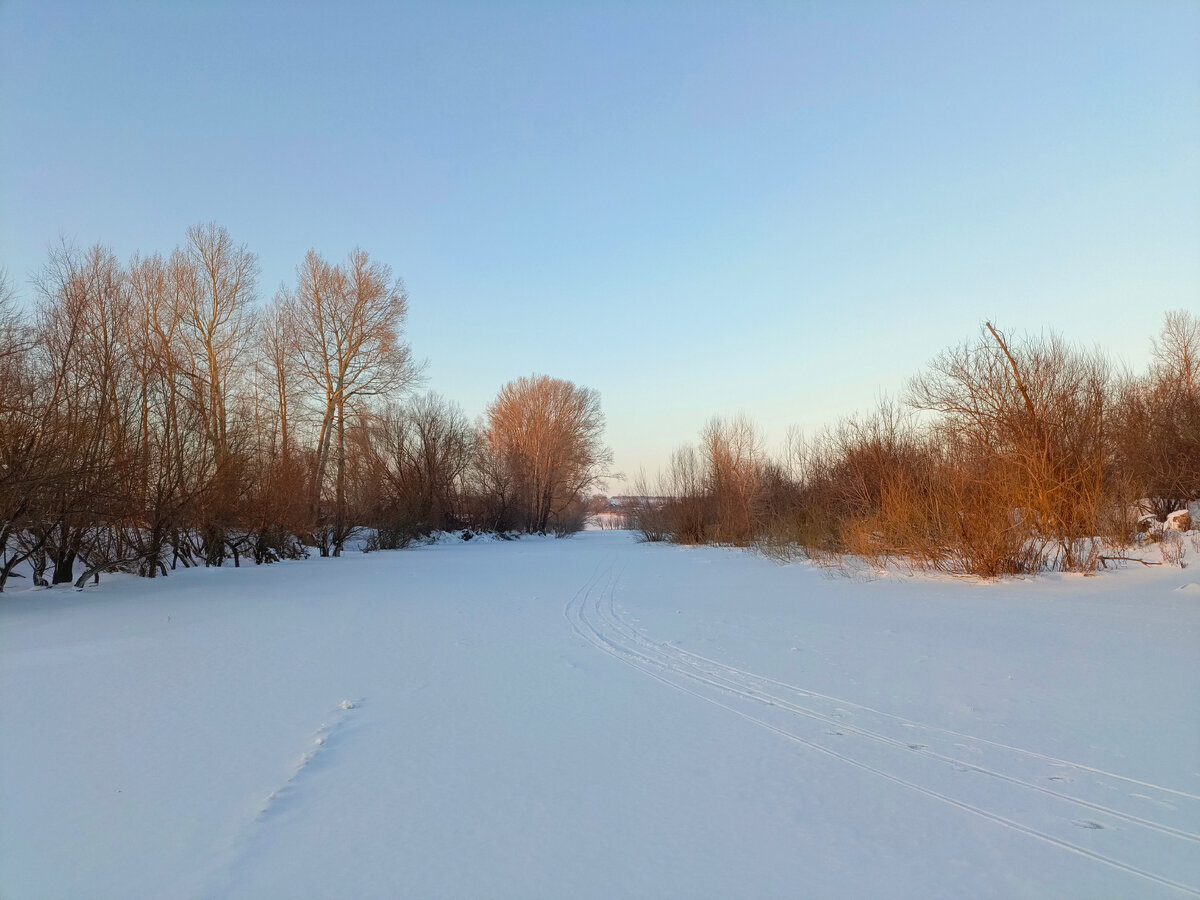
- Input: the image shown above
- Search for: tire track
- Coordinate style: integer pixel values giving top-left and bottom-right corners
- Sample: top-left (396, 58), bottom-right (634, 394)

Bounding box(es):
top-left (566, 566), bottom-right (1200, 897)
top-left (596, 581), bottom-right (1200, 845)
top-left (665, 631), bottom-right (1200, 802)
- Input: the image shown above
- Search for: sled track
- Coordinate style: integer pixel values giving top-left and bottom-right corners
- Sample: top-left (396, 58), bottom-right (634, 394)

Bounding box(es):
top-left (565, 561), bottom-right (1200, 897)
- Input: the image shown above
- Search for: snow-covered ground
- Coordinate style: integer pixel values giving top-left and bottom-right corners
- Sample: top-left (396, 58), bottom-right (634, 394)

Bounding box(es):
top-left (2, 530), bottom-right (1198, 898)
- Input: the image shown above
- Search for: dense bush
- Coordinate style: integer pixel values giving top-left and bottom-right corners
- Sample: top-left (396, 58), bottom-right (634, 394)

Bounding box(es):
top-left (628, 316), bottom-right (1198, 576)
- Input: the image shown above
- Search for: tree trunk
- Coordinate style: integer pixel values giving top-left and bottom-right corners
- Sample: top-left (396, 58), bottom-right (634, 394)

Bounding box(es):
top-left (334, 401), bottom-right (346, 556)
top-left (74, 556), bottom-right (142, 590)
top-left (311, 398), bottom-right (336, 528)
top-left (52, 549), bottom-right (77, 585)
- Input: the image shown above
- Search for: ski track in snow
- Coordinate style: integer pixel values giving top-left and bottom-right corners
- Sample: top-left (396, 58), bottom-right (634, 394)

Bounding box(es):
top-left (565, 559), bottom-right (1200, 897)
top-left (194, 699), bottom-right (362, 899)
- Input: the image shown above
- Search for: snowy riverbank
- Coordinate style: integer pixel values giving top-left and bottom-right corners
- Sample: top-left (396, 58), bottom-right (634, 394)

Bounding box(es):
top-left (2, 530), bottom-right (1197, 898)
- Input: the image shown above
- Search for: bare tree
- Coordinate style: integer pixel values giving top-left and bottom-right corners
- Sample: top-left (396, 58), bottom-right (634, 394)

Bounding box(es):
top-left (1151, 310), bottom-right (1200, 393)
top-left (0, 268), bottom-right (29, 364)
top-left (178, 224), bottom-right (259, 459)
top-left (359, 393), bottom-right (475, 545)
top-left (0, 269), bottom-right (43, 589)
top-left (465, 424), bottom-right (517, 532)
top-left (284, 249), bottom-right (417, 554)
top-left (1112, 310), bottom-right (1200, 517)
top-left (237, 293), bottom-right (310, 562)
top-left (173, 223), bottom-right (259, 563)
top-left (29, 244), bottom-right (134, 583)
top-left (483, 374), bottom-right (613, 533)
top-left (120, 252), bottom-right (226, 575)
top-left (908, 322), bottom-right (1113, 571)
top-left (700, 414), bottom-right (764, 545)
top-left (259, 294), bottom-right (298, 469)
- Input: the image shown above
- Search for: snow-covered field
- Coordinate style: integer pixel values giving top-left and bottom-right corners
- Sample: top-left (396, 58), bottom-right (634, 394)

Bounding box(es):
top-left (2, 530), bottom-right (1198, 899)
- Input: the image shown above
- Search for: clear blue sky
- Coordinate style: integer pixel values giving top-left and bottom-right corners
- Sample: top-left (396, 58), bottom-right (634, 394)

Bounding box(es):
top-left (3, 1), bottom-right (1198, 489)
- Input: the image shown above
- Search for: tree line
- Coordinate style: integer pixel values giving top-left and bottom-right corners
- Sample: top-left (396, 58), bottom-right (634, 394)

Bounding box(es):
top-left (0, 225), bottom-right (612, 590)
top-left (628, 313), bottom-right (1200, 576)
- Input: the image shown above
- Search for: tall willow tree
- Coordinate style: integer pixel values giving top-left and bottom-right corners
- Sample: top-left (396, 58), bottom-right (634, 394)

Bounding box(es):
top-left (174, 224), bottom-right (259, 562)
top-left (284, 249), bottom-right (417, 555)
top-left (484, 374), bottom-right (612, 533)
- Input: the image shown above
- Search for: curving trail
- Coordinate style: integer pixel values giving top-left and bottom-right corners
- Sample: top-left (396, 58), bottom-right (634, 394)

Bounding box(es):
top-left (566, 560), bottom-right (1200, 897)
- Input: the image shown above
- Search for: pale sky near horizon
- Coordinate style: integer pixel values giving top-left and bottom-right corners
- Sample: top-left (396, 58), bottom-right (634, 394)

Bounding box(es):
top-left (2, 1), bottom-right (1198, 491)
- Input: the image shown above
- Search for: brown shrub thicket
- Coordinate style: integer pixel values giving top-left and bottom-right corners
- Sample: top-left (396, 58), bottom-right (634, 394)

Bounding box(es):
top-left (1111, 311), bottom-right (1200, 521)
top-left (629, 315), bottom-right (1198, 576)
top-left (357, 393), bottom-right (474, 547)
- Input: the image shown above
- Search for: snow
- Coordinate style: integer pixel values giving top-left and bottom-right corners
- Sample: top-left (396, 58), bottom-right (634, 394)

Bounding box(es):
top-left (1, 531), bottom-right (1198, 898)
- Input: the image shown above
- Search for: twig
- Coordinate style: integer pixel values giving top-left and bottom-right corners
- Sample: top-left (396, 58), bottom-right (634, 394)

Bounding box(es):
top-left (1099, 555), bottom-right (1162, 568)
